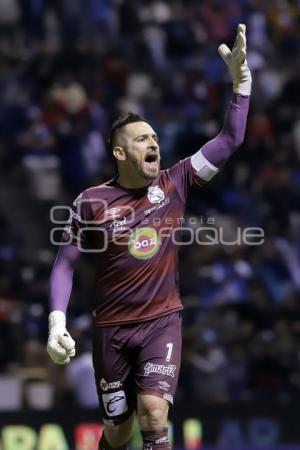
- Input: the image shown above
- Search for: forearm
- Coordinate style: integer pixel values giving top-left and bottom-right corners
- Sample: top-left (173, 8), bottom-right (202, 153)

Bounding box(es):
top-left (191, 23), bottom-right (252, 180)
top-left (49, 245), bottom-right (80, 312)
top-left (201, 94), bottom-right (249, 167)
top-left (190, 94), bottom-right (249, 181)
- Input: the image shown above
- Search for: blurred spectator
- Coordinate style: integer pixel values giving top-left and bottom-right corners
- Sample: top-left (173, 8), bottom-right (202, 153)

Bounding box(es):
top-left (185, 328), bottom-right (229, 402)
top-left (18, 106), bottom-right (60, 200)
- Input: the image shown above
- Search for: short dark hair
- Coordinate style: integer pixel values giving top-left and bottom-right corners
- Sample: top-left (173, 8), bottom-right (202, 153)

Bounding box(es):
top-left (108, 112), bottom-right (146, 148)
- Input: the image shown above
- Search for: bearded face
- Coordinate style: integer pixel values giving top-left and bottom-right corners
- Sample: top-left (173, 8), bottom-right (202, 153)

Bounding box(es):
top-left (113, 121), bottom-right (161, 186)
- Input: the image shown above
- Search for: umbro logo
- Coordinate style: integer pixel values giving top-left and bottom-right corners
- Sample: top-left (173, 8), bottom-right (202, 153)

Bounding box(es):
top-left (106, 208), bottom-right (121, 218)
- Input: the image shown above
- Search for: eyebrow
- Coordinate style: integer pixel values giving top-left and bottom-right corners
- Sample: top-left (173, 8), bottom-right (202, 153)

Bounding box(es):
top-left (134, 133), bottom-right (158, 140)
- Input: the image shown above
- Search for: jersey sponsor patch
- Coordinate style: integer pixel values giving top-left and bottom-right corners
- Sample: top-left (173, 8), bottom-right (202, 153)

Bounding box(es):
top-left (102, 390), bottom-right (128, 417)
top-left (128, 227), bottom-right (160, 260)
top-left (100, 378), bottom-right (122, 392)
top-left (144, 363), bottom-right (176, 377)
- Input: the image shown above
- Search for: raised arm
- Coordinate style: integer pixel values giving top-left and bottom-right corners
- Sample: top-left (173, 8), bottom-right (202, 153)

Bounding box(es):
top-left (191, 24), bottom-right (251, 182)
top-left (47, 244), bottom-right (80, 365)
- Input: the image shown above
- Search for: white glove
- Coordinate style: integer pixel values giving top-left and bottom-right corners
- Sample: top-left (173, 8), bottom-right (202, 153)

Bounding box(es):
top-left (47, 311), bottom-right (75, 365)
top-left (218, 23), bottom-right (252, 96)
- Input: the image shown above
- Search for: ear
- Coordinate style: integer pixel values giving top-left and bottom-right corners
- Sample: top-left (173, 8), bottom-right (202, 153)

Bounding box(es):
top-left (113, 146), bottom-right (126, 161)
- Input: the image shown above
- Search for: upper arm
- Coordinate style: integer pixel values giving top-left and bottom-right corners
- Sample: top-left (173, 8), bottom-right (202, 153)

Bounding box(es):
top-left (54, 244), bottom-right (81, 268)
top-left (167, 157), bottom-right (198, 202)
top-left (62, 191), bottom-right (94, 250)
top-left (167, 155), bottom-right (216, 202)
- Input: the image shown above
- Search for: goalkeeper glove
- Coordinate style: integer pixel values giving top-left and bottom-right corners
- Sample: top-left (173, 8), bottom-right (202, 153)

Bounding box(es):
top-left (218, 23), bottom-right (252, 96)
top-left (47, 311), bottom-right (75, 365)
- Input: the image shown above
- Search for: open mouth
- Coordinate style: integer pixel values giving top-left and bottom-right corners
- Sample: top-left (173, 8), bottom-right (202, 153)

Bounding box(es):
top-left (144, 153), bottom-right (158, 164)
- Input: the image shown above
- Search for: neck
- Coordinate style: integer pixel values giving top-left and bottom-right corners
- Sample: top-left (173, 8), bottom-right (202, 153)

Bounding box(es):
top-left (117, 172), bottom-right (151, 189)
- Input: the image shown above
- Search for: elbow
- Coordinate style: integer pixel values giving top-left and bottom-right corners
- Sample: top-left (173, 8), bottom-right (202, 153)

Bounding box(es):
top-left (223, 132), bottom-right (245, 151)
top-left (234, 134), bottom-right (245, 148)
top-left (55, 258), bottom-right (75, 274)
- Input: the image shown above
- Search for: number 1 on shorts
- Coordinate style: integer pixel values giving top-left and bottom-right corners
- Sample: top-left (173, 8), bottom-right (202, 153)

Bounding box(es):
top-left (166, 343), bottom-right (173, 362)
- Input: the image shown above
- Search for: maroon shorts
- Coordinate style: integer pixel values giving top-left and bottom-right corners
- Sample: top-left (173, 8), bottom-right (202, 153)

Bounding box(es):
top-left (92, 311), bottom-right (182, 423)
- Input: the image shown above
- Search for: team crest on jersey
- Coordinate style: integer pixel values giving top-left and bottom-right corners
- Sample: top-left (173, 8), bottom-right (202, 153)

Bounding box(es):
top-left (147, 185), bottom-right (165, 204)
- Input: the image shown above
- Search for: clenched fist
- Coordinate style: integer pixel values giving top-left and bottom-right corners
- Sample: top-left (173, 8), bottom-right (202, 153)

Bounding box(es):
top-left (47, 311), bottom-right (75, 365)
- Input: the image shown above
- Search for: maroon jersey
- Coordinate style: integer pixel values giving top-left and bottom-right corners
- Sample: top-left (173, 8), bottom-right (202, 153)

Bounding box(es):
top-left (64, 157), bottom-right (201, 326)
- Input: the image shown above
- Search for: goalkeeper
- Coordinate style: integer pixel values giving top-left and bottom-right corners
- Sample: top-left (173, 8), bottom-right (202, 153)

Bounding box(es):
top-left (47, 24), bottom-right (251, 450)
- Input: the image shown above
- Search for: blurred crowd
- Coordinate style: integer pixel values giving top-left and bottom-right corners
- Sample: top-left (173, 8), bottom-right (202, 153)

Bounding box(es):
top-left (1, 0), bottom-right (300, 410)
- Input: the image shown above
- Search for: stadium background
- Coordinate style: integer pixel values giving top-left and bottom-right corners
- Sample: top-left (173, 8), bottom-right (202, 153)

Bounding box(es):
top-left (1, 0), bottom-right (300, 448)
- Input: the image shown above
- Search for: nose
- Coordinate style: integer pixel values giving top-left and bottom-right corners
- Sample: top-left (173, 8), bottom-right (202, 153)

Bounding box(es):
top-left (148, 139), bottom-right (158, 150)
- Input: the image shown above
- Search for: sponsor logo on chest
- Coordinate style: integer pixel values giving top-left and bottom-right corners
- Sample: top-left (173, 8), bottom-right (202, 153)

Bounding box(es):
top-left (144, 197), bottom-right (170, 216)
top-left (128, 227), bottom-right (160, 260)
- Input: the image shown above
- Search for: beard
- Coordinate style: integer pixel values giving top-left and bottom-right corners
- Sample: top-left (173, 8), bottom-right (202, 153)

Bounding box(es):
top-left (140, 158), bottom-right (160, 180)
top-left (119, 154), bottom-right (161, 187)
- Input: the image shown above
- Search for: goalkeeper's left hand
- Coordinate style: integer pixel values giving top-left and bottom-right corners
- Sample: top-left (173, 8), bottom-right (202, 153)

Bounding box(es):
top-left (218, 23), bottom-right (252, 96)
